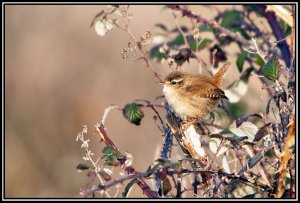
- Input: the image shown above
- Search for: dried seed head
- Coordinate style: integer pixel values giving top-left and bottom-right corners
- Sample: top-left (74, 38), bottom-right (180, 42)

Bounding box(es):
top-left (127, 42), bottom-right (136, 52)
top-left (193, 27), bottom-right (201, 40)
top-left (121, 48), bottom-right (128, 59)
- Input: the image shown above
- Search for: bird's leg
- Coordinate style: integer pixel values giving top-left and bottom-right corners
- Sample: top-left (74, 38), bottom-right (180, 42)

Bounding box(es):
top-left (180, 118), bottom-right (198, 131)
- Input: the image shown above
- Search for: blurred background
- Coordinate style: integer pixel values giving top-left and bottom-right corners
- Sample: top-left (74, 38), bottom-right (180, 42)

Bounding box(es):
top-left (5, 5), bottom-right (273, 198)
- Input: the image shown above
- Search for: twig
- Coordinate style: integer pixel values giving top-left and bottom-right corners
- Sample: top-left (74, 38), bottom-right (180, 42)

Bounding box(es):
top-left (145, 104), bottom-right (165, 126)
top-left (241, 18), bottom-right (281, 57)
top-left (206, 138), bottom-right (225, 169)
top-left (221, 145), bottom-right (273, 197)
top-left (251, 38), bottom-right (266, 59)
top-left (101, 105), bottom-right (121, 126)
top-left (76, 127), bottom-right (111, 198)
top-left (94, 124), bottom-right (160, 198)
top-left (81, 165), bottom-right (270, 196)
top-left (219, 99), bottom-right (233, 122)
top-left (243, 145), bottom-right (272, 187)
top-left (125, 24), bottom-right (163, 82)
top-left (167, 5), bottom-right (257, 52)
top-left (171, 11), bottom-right (209, 74)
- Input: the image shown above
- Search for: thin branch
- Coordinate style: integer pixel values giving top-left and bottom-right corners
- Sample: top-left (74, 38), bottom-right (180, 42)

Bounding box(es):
top-left (76, 127), bottom-right (111, 198)
top-left (171, 11), bottom-right (209, 74)
top-left (145, 104), bottom-right (165, 126)
top-left (221, 145), bottom-right (273, 197)
top-left (101, 105), bottom-right (121, 126)
top-left (94, 124), bottom-right (159, 198)
top-left (167, 5), bottom-right (257, 52)
top-left (243, 145), bottom-right (272, 187)
top-left (126, 25), bottom-right (163, 82)
top-left (81, 165), bottom-right (270, 196)
top-left (241, 18), bottom-right (280, 56)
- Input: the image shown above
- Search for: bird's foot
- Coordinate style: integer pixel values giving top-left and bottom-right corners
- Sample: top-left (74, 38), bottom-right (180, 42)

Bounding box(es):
top-left (180, 118), bottom-right (198, 131)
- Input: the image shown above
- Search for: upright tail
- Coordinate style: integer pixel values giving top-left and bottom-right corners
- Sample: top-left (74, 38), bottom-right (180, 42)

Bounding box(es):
top-left (213, 61), bottom-right (231, 87)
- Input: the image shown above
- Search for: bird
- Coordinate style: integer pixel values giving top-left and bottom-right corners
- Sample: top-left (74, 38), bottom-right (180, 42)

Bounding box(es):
top-left (160, 62), bottom-right (230, 130)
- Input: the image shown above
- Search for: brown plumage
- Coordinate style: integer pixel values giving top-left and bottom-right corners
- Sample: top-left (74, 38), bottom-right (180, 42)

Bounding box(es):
top-left (162, 62), bottom-right (230, 121)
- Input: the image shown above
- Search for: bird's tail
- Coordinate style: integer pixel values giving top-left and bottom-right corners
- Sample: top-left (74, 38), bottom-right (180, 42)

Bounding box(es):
top-left (213, 61), bottom-right (231, 87)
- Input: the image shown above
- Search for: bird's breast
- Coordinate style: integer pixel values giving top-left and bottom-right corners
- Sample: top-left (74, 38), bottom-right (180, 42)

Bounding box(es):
top-left (163, 85), bottom-right (220, 120)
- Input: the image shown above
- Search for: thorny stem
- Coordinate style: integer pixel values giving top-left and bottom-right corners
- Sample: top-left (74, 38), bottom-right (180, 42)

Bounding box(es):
top-left (95, 124), bottom-right (159, 198)
top-left (167, 5), bottom-right (257, 52)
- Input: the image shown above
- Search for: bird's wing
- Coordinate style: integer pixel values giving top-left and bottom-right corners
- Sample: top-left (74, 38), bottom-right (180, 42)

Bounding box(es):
top-left (186, 82), bottom-right (228, 100)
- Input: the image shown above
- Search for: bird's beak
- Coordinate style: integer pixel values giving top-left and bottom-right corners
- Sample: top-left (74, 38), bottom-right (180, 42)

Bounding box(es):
top-left (156, 81), bottom-right (164, 85)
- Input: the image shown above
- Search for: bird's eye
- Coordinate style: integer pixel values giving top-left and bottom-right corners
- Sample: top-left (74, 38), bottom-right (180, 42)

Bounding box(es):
top-left (171, 80), bottom-right (177, 86)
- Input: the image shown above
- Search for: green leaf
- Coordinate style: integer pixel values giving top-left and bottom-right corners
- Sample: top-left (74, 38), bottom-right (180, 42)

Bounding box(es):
top-left (261, 57), bottom-right (280, 81)
top-left (122, 178), bottom-right (138, 198)
top-left (236, 52), bottom-right (248, 72)
top-left (154, 23), bottom-right (168, 33)
top-left (104, 154), bottom-right (119, 166)
top-left (190, 38), bottom-right (212, 51)
top-left (170, 162), bottom-right (182, 173)
top-left (264, 148), bottom-right (275, 158)
top-left (220, 10), bottom-right (250, 39)
top-left (102, 146), bottom-right (114, 154)
top-left (221, 11), bottom-right (242, 28)
top-left (226, 102), bottom-right (247, 119)
top-left (149, 31), bottom-right (212, 62)
top-left (255, 54), bottom-right (265, 67)
top-left (279, 19), bottom-right (291, 36)
top-left (286, 177), bottom-right (291, 185)
top-left (76, 163), bottom-right (90, 170)
top-left (199, 24), bottom-right (214, 32)
top-left (149, 47), bottom-right (166, 61)
top-left (113, 152), bottom-right (125, 159)
top-left (122, 103), bottom-right (144, 125)
top-left (168, 34), bottom-right (185, 46)
top-left (155, 158), bottom-right (166, 166)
